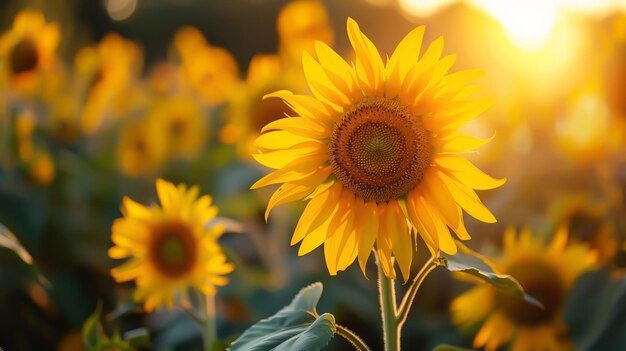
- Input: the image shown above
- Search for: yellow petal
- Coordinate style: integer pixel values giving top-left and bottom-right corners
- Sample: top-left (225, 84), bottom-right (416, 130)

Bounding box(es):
top-left (264, 166), bottom-right (331, 221)
top-left (292, 182), bottom-right (342, 245)
top-left (303, 51), bottom-right (351, 108)
top-left (355, 201), bottom-right (379, 277)
top-left (261, 116), bottom-right (330, 139)
top-left (314, 41), bottom-right (359, 101)
top-left (435, 155), bottom-right (506, 190)
top-left (255, 130), bottom-right (313, 150)
top-left (250, 155), bottom-right (327, 189)
top-left (347, 17), bottom-right (384, 96)
top-left (385, 201), bottom-right (413, 282)
top-left (264, 90), bottom-right (336, 123)
top-left (437, 170), bottom-right (497, 223)
top-left (252, 142), bottom-right (326, 169)
top-left (385, 25), bottom-right (425, 98)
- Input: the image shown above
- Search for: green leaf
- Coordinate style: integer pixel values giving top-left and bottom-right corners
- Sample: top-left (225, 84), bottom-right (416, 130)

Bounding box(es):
top-left (0, 223), bottom-right (32, 264)
top-left (82, 302), bottom-right (103, 349)
top-left (287, 282), bottom-right (323, 312)
top-left (433, 345), bottom-right (474, 351)
top-left (443, 241), bottom-right (543, 309)
top-left (228, 283), bottom-right (336, 351)
top-left (0, 222), bottom-right (51, 288)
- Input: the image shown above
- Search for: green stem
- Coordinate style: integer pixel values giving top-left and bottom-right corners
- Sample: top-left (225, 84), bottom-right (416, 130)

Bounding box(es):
top-left (396, 255), bottom-right (442, 327)
top-left (335, 324), bottom-right (372, 351)
top-left (194, 289), bottom-right (217, 351)
top-left (377, 256), bottom-right (399, 351)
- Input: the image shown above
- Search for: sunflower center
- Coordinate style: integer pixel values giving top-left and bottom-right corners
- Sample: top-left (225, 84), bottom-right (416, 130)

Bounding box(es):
top-left (496, 259), bottom-right (566, 326)
top-left (149, 222), bottom-right (197, 278)
top-left (170, 118), bottom-right (187, 137)
top-left (10, 38), bottom-right (39, 74)
top-left (329, 97), bottom-right (432, 203)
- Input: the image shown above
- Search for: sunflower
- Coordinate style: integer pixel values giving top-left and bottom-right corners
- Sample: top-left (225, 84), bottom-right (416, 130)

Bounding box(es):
top-left (156, 96), bottom-right (207, 159)
top-left (75, 33), bottom-right (143, 134)
top-left (116, 116), bottom-right (167, 178)
top-left (252, 18), bottom-right (504, 280)
top-left (277, 0), bottom-right (334, 66)
top-left (173, 26), bottom-right (240, 106)
top-left (451, 227), bottom-right (596, 351)
top-left (109, 179), bottom-right (234, 311)
top-left (0, 10), bottom-right (59, 93)
top-left (221, 54), bottom-right (300, 158)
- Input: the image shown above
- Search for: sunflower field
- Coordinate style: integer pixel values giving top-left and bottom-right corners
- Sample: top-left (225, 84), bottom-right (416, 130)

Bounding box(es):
top-left (1, 0), bottom-right (626, 350)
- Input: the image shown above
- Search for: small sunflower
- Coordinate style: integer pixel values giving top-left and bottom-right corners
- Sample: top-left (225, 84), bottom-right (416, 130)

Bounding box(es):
top-left (75, 33), bottom-right (143, 134)
top-left (109, 179), bottom-right (234, 311)
top-left (0, 11), bottom-right (59, 93)
top-left (252, 18), bottom-right (504, 280)
top-left (156, 96), bottom-right (207, 159)
top-left (116, 116), bottom-right (167, 178)
top-left (173, 26), bottom-right (240, 106)
top-left (277, 0), bottom-right (334, 65)
top-left (451, 227), bottom-right (596, 351)
top-left (221, 54), bottom-right (300, 158)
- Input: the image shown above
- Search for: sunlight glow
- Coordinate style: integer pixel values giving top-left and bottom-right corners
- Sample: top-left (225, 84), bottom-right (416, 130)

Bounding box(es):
top-left (398, 0), bottom-right (456, 18)
top-left (470, 0), bottom-right (558, 50)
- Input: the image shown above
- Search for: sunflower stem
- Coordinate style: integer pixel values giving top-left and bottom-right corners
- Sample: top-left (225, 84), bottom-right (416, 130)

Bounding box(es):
top-left (377, 256), bottom-right (399, 351)
top-left (194, 289), bottom-right (217, 351)
top-left (335, 324), bottom-right (372, 351)
top-left (395, 255), bottom-right (443, 327)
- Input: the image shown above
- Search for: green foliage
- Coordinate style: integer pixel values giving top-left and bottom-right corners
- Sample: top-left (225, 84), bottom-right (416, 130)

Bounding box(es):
top-left (0, 222), bottom-right (50, 288)
top-left (82, 303), bottom-right (146, 351)
top-left (442, 241), bottom-right (543, 308)
top-left (564, 268), bottom-right (626, 350)
top-left (228, 282), bottom-right (337, 351)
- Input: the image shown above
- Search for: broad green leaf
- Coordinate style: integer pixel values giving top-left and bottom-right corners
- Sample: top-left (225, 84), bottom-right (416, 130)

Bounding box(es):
top-left (564, 269), bottom-right (626, 350)
top-left (82, 303), bottom-right (103, 349)
top-left (287, 282), bottom-right (323, 312)
top-left (274, 313), bottom-right (336, 351)
top-left (433, 345), bottom-right (474, 351)
top-left (228, 283), bottom-right (336, 351)
top-left (443, 241), bottom-right (543, 308)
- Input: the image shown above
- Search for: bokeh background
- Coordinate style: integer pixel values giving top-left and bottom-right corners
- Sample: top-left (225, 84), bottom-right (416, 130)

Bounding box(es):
top-left (2, 0), bottom-right (626, 350)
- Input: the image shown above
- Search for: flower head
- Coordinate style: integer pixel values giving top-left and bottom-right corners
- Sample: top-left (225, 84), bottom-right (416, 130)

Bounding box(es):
top-left (109, 179), bottom-right (234, 311)
top-left (451, 227), bottom-right (596, 351)
top-left (0, 10), bottom-right (59, 93)
top-left (252, 18), bottom-right (504, 280)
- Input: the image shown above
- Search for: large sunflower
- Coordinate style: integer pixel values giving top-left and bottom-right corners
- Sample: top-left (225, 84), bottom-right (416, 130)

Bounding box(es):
top-left (451, 227), bottom-right (596, 350)
top-left (109, 179), bottom-right (234, 311)
top-left (252, 18), bottom-right (504, 280)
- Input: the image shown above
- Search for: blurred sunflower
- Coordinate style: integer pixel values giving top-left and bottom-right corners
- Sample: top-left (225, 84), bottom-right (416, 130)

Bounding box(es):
top-left (156, 96), bottom-right (206, 160)
top-left (173, 26), bottom-right (240, 106)
top-left (221, 54), bottom-right (299, 158)
top-left (555, 88), bottom-right (622, 163)
top-left (451, 227), bottom-right (596, 351)
top-left (0, 10), bottom-right (59, 94)
top-left (109, 179), bottom-right (234, 311)
top-left (116, 116), bottom-right (167, 178)
top-left (551, 195), bottom-right (619, 265)
top-left (75, 33), bottom-right (143, 134)
top-left (252, 18), bottom-right (504, 280)
top-left (604, 14), bottom-right (626, 119)
top-left (277, 0), bottom-right (334, 66)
